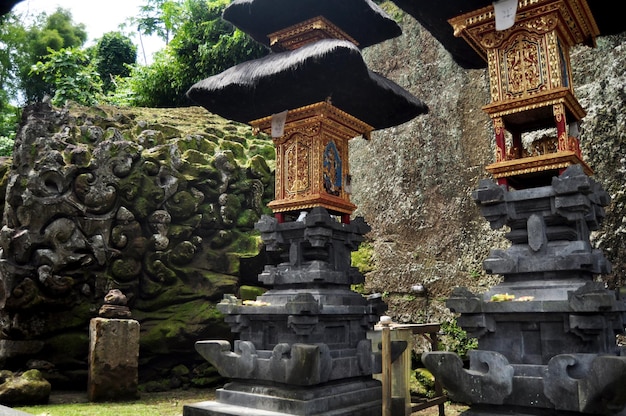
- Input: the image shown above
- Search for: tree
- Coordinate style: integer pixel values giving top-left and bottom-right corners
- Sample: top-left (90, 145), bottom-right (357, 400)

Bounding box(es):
top-left (0, 13), bottom-right (26, 105)
top-left (0, 13), bottom-right (26, 145)
top-left (114, 0), bottom-right (268, 107)
top-left (17, 8), bottom-right (88, 102)
top-left (131, 0), bottom-right (183, 45)
top-left (31, 47), bottom-right (103, 107)
top-left (107, 48), bottom-right (180, 107)
top-left (169, 0), bottom-right (267, 81)
top-left (94, 32), bottom-right (137, 94)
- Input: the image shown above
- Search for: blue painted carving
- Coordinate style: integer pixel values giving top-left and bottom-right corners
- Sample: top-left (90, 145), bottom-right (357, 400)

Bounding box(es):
top-left (323, 140), bottom-right (342, 196)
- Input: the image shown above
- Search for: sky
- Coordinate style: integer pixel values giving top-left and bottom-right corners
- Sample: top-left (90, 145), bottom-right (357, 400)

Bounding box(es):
top-left (12, 0), bottom-right (166, 65)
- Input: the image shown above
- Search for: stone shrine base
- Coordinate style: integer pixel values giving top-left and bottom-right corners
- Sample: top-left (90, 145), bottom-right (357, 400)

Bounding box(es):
top-left (183, 378), bottom-right (382, 416)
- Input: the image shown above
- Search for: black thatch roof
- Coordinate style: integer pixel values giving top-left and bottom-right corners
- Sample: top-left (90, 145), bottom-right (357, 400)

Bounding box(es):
top-left (1, 0), bottom-right (23, 16)
top-left (222, 0), bottom-right (402, 49)
top-left (391, 0), bottom-right (626, 69)
top-left (187, 39), bottom-right (427, 130)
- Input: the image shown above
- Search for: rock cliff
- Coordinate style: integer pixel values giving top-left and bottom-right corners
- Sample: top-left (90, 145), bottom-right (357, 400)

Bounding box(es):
top-left (350, 5), bottom-right (626, 325)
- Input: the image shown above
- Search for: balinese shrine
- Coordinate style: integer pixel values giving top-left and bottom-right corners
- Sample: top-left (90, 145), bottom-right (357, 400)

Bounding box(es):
top-left (184, 1), bottom-right (427, 415)
top-left (419, 1), bottom-right (626, 415)
top-left (451, 0), bottom-right (596, 189)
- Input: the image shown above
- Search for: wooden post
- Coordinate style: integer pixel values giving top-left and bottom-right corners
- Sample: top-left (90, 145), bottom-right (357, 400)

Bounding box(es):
top-left (381, 316), bottom-right (392, 416)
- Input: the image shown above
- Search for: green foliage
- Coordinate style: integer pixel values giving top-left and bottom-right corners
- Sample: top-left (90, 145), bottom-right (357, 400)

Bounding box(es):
top-left (469, 269), bottom-right (482, 279)
top-left (0, 136), bottom-right (15, 157)
top-left (94, 32), bottom-right (137, 94)
top-left (0, 100), bottom-right (20, 147)
top-left (350, 283), bottom-right (367, 295)
top-left (2, 7), bottom-right (89, 104)
top-left (40, 8), bottom-right (87, 52)
top-left (20, 8), bottom-right (88, 102)
top-left (110, 0), bottom-right (269, 107)
top-left (132, 0), bottom-right (184, 44)
top-left (31, 47), bottom-right (103, 107)
top-left (107, 49), bottom-right (181, 107)
top-left (0, 14), bottom-right (27, 104)
top-left (351, 242), bottom-right (375, 274)
top-left (440, 318), bottom-right (478, 359)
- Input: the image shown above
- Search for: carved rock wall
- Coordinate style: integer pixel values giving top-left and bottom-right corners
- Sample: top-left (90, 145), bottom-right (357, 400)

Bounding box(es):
top-left (0, 103), bottom-right (275, 388)
top-left (351, 6), bottom-right (626, 325)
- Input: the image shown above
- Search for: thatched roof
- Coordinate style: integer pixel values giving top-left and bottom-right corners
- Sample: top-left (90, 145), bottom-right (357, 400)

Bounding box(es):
top-left (392, 0), bottom-right (626, 69)
top-left (222, 0), bottom-right (402, 49)
top-left (187, 39), bottom-right (427, 130)
top-left (0, 0), bottom-right (21, 16)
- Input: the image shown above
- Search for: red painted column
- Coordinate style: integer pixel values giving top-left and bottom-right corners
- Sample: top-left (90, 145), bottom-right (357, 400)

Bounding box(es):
top-left (554, 103), bottom-right (568, 151)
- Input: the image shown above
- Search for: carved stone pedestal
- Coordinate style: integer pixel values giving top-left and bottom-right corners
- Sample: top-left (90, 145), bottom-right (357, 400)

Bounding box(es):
top-left (424, 166), bottom-right (626, 415)
top-left (183, 207), bottom-right (388, 416)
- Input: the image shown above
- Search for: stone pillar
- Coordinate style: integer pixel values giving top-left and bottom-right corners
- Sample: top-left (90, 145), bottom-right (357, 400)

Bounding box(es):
top-left (88, 289), bottom-right (139, 402)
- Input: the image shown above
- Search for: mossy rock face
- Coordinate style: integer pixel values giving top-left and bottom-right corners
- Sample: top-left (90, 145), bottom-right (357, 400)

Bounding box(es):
top-left (0, 103), bottom-right (274, 388)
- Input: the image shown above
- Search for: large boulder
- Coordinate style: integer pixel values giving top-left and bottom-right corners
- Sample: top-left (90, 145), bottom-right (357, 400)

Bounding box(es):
top-left (0, 369), bottom-right (50, 406)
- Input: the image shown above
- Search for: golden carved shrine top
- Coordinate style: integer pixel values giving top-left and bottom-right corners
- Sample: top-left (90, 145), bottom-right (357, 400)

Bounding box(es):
top-left (448, 0), bottom-right (599, 188)
top-left (269, 16), bottom-right (359, 51)
top-left (448, 0), bottom-right (599, 62)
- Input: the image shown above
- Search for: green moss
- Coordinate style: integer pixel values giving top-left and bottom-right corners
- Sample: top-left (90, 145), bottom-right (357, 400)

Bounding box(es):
top-left (236, 209), bottom-right (260, 230)
top-left (410, 367), bottom-right (436, 398)
top-left (145, 123), bottom-right (182, 140)
top-left (219, 140), bottom-right (245, 160)
top-left (247, 154), bottom-right (273, 184)
top-left (248, 144), bottom-right (276, 164)
top-left (137, 300), bottom-right (227, 354)
top-left (222, 125), bottom-right (238, 133)
top-left (46, 332), bottom-right (90, 363)
top-left (210, 230), bottom-right (234, 250)
top-left (171, 364), bottom-right (190, 377)
top-left (378, 0), bottom-right (405, 23)
top-left (169, 241), bottom-right (196, 265)
top-left (22, 369), bottom-right (46, 382)
top-left (239, 285), bottom-right (267, 301)
top-left (111, 258), bottom-right (142, 281)
top-left (219, 194), bottom-right (242, 225)
top-left (168, 224), bottom-right (194, 241)
top-left (204, 127), bottom-right (225, 138)
top-left (43, 302), bottom-right (97, 333)
top-left (190, 375), bottom-right (223, 387)
top-left (165, 190), bottom-right (203, 220)
top-left (182, 149), bottom-right (212, 165)
top-left (199, 203), bottom-right (221, 230)
top-left (223, 134), bottom-right (246, 145)
top-left (229, 231), bottom-right (261, 255)
top-left (144, 256), bottom-right (179, 286)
